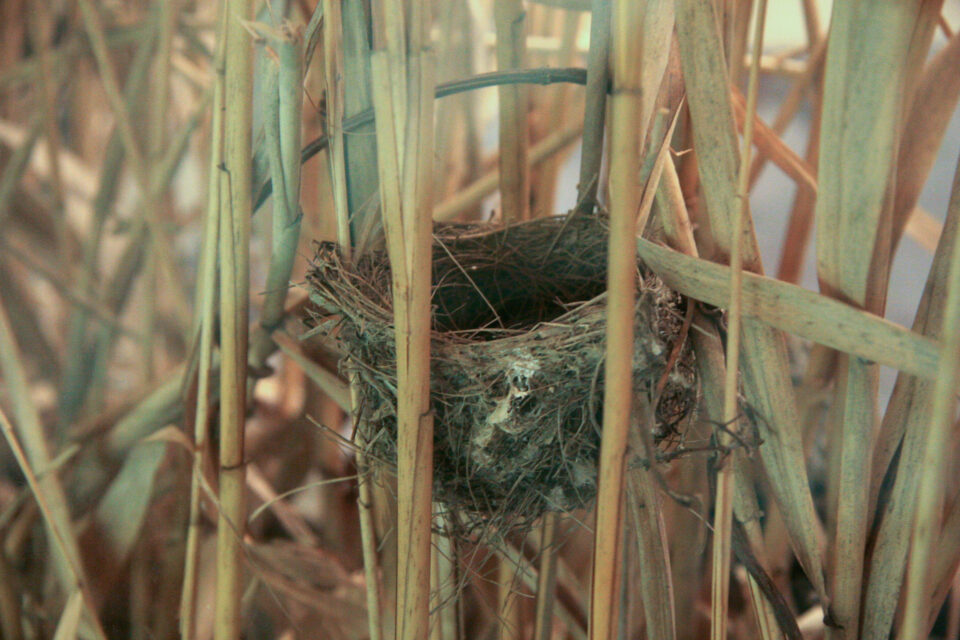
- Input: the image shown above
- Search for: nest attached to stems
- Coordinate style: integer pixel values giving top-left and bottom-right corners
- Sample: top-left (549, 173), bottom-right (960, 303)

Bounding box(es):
top-left (307, 213), bottom-right (696, 530)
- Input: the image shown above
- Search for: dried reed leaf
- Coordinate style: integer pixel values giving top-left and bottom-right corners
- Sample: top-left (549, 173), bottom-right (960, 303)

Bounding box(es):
top-left (627, 448), bottom-right (677, 640)
top-left (900, 139), bottom-right (960, 640)
top-left (637, 239), bottom-right (939, 379)
top-left (813, 4), bottom-right (926, 635)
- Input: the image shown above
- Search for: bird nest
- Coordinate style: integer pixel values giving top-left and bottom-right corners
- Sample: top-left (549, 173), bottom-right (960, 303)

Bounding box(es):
top-left (307, 213), bottom-right (696, 527)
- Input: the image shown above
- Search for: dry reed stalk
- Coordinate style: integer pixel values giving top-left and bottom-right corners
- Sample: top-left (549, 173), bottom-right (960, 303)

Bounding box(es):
top-left (214, 0), bottom-right (254, 637)
top-left (746, 38), bottom-right (826, 191)
top-left (575, 0), bottom-right (610, 214)
top-left (494, 0), bottom-right (530, 223)
top-left (319, 3), bottom-right (387, 632)
top-left (341, 0), bottom-right (382, 253)
top-left (675, 0), bottom-right (828, 606)
top-left (589, 2), bottom-right (645, 638)
top-left (712, 3), bottom-right (766, 637)
top-left (498, 557), bottom-right (523, 640)
top-left (430, 511), bottom-right (457, 640)
top-left (180, 7), bottom-right (226, 637)
top-left (369, 3), bottom-right (435, 635)
top-left (322, 0), bottom-right (351, 259)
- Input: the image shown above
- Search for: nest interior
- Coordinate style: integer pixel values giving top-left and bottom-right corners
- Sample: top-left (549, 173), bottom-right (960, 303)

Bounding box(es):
top-left (307, 213), bottom-right (696, 526)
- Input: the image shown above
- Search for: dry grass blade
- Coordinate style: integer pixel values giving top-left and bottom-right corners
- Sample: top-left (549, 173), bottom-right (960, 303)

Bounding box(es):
top-left (675, 0), bottom-right (826, 601)
top-left (813, 4), bottom-right (924, 636)
top-left (899, 151), bottom-right (960, 640)
top-left (215, 0), bottom-right (255, 637)
top-left (862, 166), bottom-right (960, 637)
top-left (731, 88), bottom-right (817, 197)
top-left (0, 412), bottom-right (106, 640)
top-left (637, 239), bottom-right (939, 379)
top-left (627, 427), bottom-right (677, 640)
top-left (0, 293), bottom-right (108, 638)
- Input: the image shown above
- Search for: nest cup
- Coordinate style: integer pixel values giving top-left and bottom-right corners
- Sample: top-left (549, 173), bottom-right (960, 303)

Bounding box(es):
top-left (308, 213), bottom-right (696, 527)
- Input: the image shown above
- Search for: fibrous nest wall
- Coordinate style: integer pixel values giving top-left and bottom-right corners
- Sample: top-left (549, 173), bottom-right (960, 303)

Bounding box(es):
top-left (307, 213), bottom-right (696, 527)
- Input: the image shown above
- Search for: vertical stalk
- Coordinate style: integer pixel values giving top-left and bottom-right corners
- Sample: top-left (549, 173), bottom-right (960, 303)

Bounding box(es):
top-left (322, 0), bottom-right (352, 259)
top-left (370, 4), bottom-right (435, 637)
top-left (180, 8), bottom-right (227, 638)
top-left (713, 3), bottom-right (765, 638)
top-left (576, 0), bottom-right (610, 214)
top-left (214, 0), bottom-right (254, 638)
top-left (589, 2), bottom-right (643, 639)
top-left (494, 0), bottom-right (530, 222)
top-left (533, 512), bottom-right (560, 640)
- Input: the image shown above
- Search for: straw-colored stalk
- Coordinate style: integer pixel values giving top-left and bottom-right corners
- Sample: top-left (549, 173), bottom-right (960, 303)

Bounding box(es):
top-left (713, 2), bottom-right (765, 638)
top-left (179, 7), bottom-right (226, 638)
top-left (322, 0), bottom-right (351, 259)
top-left (495, 0), bottom-right (530, 223)
top-left (215, 0), bottom-right (254, 637)
top-left (575, 0), bottom-right (610, 214)
top-left (369, 4), bottom-right (435, 634)
top-left (430, 512), bottom-right (457, 640)
top-left (900, 153), bottom-right (960, 640)
top-left (589, 1), bottom-right (644, 638)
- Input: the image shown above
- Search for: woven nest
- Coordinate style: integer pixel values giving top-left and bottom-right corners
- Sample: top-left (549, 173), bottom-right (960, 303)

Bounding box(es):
top-left (307, 213), bottom-right (696, 526)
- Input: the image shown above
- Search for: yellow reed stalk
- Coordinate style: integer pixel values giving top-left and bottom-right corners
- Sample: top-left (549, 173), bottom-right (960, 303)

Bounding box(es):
top-left (589, 1), bottom-right (644, 638)
top-left (713, 2), bottom-right (766, 638)
top-left (180, 7), bottom-right (226, 637)
top-left (214, 0), bottom-right (254, 637)
top-left (494, 0), bottom-right (530, 222)
top-left (675, 0), bottom-right (827, 605)
top-left (369, 3), bottom-right (435, 635)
